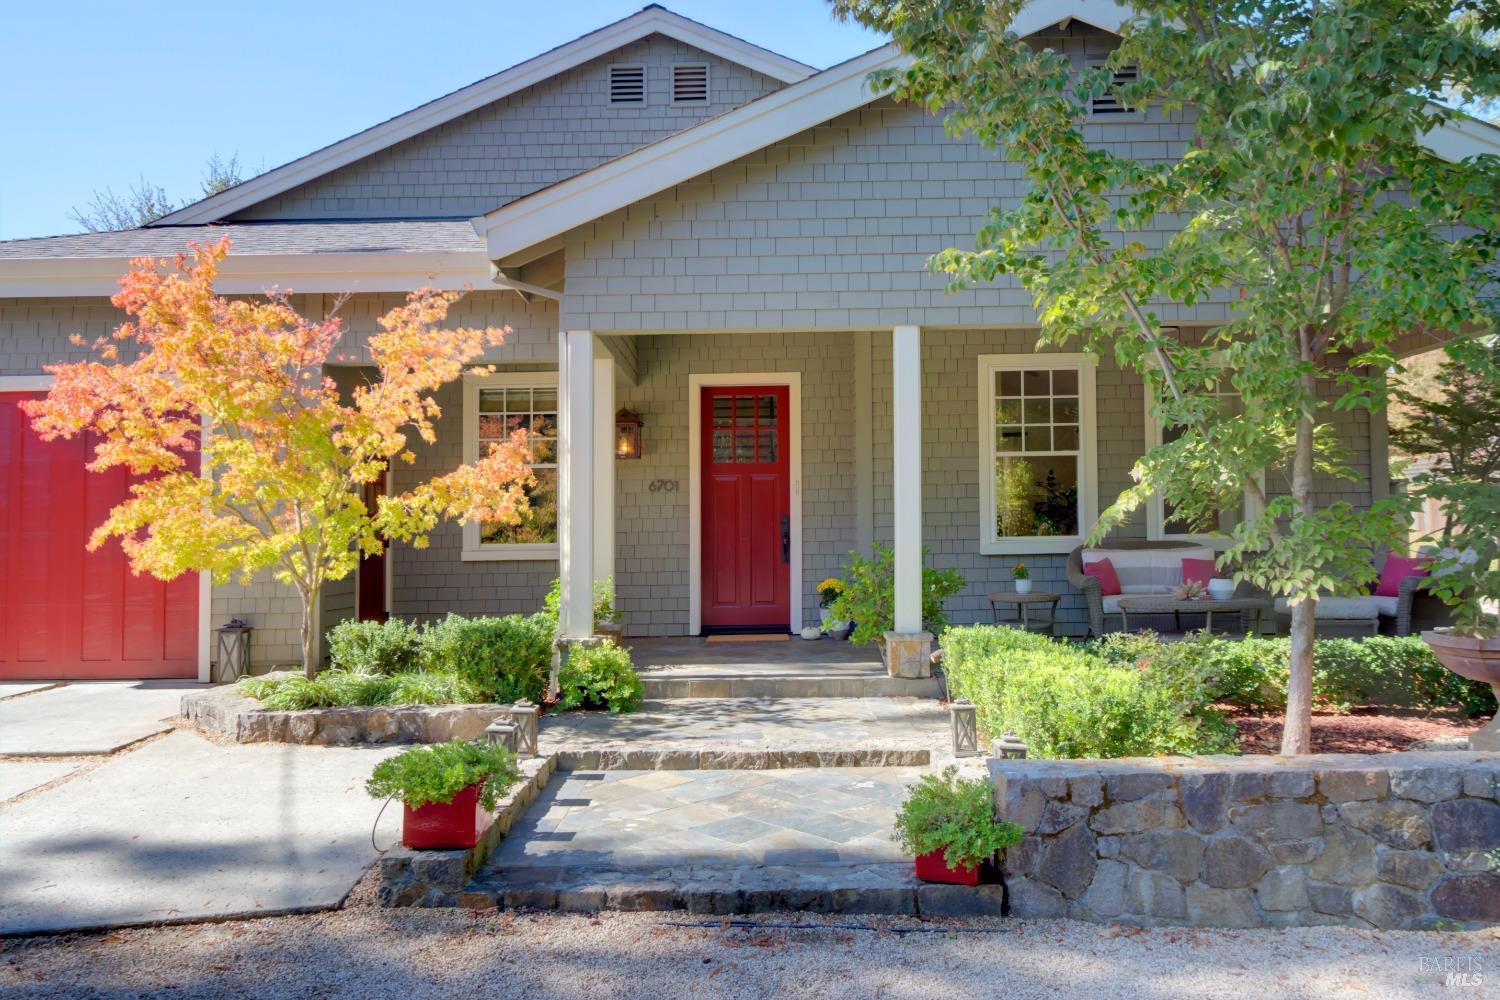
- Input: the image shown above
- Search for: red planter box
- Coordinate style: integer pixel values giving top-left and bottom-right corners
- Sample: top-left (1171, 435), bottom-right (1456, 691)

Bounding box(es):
top-left (402, 782), bottom-right (492, 850)
top-left (914, 848), bottom-right (981, 886)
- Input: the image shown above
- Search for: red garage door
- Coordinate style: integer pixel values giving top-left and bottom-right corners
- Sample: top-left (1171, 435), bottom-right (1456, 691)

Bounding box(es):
top-left (0, 392), bottom-right (198, 679)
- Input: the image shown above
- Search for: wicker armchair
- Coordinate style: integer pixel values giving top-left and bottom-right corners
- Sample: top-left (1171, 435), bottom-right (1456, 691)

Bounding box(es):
top-left (1065, 540), bottom-right (1240, 637)
top-left (1391, 574), bottom-right (1453, 636)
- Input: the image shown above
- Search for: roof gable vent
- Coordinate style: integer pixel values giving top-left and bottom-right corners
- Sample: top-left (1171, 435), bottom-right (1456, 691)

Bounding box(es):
top-left (609, 64), bottom-right (646, 106)
top-left (1087, 54), bottom-right (1138, 115)
top-left (671, 63), bottom-right (710, 105)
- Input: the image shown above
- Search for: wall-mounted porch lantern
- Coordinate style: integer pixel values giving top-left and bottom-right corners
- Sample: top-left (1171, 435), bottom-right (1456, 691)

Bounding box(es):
top-left (615, 408), bottom-right (644, 459)
top-left (212, 619), bottom-right (253, 684)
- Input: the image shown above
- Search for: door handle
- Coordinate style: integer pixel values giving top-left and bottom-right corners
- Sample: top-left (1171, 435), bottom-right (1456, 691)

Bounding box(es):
top-left (780, 515), bottom-right (790, 564)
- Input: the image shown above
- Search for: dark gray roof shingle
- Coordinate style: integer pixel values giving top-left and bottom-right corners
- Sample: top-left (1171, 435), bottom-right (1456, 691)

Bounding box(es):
top-left (0, 220), bottom-right (483, 259)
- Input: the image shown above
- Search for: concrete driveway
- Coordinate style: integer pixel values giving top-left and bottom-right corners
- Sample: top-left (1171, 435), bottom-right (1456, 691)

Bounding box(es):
top-left (0, 681), bottom-right (201, 756)
top-left (1, 707), bottom-right (399, 935)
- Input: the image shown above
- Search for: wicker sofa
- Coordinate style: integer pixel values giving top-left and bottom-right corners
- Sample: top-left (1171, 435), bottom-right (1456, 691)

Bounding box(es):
top-left (1065, 540), bottom-right (1255, 637)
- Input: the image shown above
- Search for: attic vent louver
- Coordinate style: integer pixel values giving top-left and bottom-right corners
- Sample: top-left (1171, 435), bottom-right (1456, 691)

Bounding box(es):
top-left (671, 63), bottom-right (710, 105)
top-left (1087, 54), bottom-right (1138, 115)
top-left (609, 64), bottom-right (646, 106)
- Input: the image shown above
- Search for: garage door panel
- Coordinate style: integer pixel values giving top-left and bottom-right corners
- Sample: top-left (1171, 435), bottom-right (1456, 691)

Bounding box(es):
top-left (1, 393), bottom-right (197, 679)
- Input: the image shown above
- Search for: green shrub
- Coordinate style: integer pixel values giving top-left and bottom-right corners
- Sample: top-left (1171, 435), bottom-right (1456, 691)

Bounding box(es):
top-left (542, 576), bottom-right (617, 627)
top-left (1087, 631), bottom-right (1496, 716)
top-left (364, 739), bottom-right (522, 810)
top-left (941, 625), bottom-right (1239, 758)
top-left (325, 618), bottom-right (422, 675)
top-left (236, 668), bottom-right (477, 709)
top-left (892, 766), bottom-right (1022, 870)
top-left (825, 543), bottom-right (966, 645)
top-left (556, 641), bottom-right (643, 713)
top-left (417, 613), bottom-right (553, 702)
top-left (385, 671), bottom-right (478, 706)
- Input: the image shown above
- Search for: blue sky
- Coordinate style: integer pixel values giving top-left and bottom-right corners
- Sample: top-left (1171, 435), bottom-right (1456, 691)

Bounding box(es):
top-left (0, 1), bottom-right (884, 240)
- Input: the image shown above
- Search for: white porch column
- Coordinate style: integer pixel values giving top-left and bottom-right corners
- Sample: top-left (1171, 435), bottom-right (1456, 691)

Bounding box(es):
top-left (592, 353), bottom-right (616, 587)
top-left (887, 324), bottom-right (931, 678)
top-left (558, 330), bottom-right (596, 640)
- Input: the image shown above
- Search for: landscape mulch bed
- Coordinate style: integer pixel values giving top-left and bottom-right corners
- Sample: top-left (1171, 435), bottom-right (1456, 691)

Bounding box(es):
top-left (1233, 706), bottom-right (1487, 754)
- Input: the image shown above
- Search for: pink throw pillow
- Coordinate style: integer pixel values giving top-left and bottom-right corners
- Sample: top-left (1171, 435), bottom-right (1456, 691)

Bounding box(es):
top-left (1376, 554), bottom-right (1430, 598)
top-left (1084, 557), bottom-right (1122, 596)
top-left (1181, 558), bottom-right (1217, 587)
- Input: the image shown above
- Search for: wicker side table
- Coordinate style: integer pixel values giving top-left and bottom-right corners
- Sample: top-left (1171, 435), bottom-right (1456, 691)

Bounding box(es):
top-left (986, 591), bottom-right (1061, 635)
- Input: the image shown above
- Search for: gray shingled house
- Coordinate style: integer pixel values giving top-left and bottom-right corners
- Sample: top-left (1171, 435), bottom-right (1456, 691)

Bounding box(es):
top-left (2, 3), bottom-right (1494, 679)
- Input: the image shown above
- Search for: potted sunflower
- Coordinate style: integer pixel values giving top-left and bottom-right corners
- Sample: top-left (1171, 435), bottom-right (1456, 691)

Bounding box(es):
top-left (365, 740), bottom-right (522, 850)
top-left (818, 577), bottom-right (851, 640)
top-left (892, 767), bottom-right (1022, 886)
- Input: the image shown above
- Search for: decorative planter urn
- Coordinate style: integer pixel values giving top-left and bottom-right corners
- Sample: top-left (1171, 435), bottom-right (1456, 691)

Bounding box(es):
top-left (914, 848), bottom-right (980, 886)
top-left (1014, 579), bottom-right (1033, 595)
top-left (401, 781), bottom-right (493, 850)
top-left (1421, 629), bottom-right (1500, 751)
top-left (596, 618), bottom-right (624, 644)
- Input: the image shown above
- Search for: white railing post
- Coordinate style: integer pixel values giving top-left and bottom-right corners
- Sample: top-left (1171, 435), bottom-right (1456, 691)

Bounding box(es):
top-left (558, 330), bottom-right (596, 641)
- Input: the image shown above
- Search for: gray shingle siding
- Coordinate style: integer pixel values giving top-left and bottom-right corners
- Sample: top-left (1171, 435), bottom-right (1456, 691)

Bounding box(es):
top-left (229, 35), bottom-right (783, 222)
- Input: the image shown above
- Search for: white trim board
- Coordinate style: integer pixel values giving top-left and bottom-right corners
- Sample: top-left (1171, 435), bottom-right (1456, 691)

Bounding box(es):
top-left (475, 0), bottom-right (1497, 262)
top-left (687, 372), bottom-right (803, 636)
top-left (0, 250), bottom-right (493, 298)
top-left (460, 369), bottom-right (562, 562)
top-left (154, 7), bottom-right (815, 226)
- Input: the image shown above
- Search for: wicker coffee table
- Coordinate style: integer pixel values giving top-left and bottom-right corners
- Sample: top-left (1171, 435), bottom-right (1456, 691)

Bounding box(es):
top-left (987, 591), bottom-right (1061, 635)
top-left (1115, 595), bottom-right (1271, 634)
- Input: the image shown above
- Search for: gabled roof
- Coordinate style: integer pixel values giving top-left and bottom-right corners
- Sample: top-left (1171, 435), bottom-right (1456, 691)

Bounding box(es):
top-left (153, 6), bottom-right (816, 227)
top-left (473, 0), bottom-right (1500, 261)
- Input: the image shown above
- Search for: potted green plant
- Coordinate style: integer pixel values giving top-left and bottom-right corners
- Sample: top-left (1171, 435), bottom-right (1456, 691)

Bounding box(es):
top-left (824, 544), bottom-right (965, 668)
top-left (365, 740), bottom-right (522, 849)
top-left (1012, 561), bottom-right (1032, 595)
top-left (892, 766), bottom-right (1022, 886)
top-left (1396, 338), bottom-right (1500, 750)
top-left (817, 577), bottom-right (851, 639)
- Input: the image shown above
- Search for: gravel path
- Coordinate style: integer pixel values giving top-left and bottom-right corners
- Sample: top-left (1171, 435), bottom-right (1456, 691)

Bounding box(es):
top-left (2, 904), bottom-right (1494, 999)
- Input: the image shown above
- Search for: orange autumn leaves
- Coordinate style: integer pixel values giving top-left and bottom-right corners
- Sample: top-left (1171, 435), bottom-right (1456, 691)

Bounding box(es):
top-left (24, 240), bottom-right (533, 670)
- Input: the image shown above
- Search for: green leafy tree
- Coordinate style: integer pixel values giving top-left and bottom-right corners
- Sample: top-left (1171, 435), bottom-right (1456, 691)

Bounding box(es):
top-left (834, 0), bottom-right (1500, 753)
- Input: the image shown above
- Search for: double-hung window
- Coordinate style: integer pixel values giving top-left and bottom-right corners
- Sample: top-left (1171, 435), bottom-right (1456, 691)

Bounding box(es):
top-left (978, 354), bottom-right (1099, 554)
top-left (1143, 377), bottom-right (1264, 546)
top-left (461, 371), bottom-right (558, 561)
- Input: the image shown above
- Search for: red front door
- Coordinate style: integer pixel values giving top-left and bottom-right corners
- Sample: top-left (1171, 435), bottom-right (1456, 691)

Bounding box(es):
top-left (357, 471), bottom-right (388, 622)
top-left (701, 385), bottom-right (790, 631)
top-left (0, 392), bottom-right (198, 679)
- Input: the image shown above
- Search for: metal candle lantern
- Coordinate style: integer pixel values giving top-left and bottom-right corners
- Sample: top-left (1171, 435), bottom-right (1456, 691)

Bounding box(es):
top-left (615, 408), bottom-right (643, 459)
top-left (485, 719), bottom-right (518, 752)
top-left (993, 732), bottom-right (1030, 759)
top-left (212, 619), bottom-right (253, 684)
top-left (948, 697), bottom-right (980, 757)
top-left (507, 699), bottom-right (540, 757)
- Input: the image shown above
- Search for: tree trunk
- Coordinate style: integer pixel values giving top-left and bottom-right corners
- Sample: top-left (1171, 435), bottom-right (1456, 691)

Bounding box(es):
top-left (299, 582), bottom-right (320, 680)
top-left (1281, 370), bottom-right (1318, 755)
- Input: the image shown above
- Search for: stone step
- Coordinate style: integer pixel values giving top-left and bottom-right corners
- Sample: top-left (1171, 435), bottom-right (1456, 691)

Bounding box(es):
top-left (639, 673), bottom-right (942, 700)
top-left (459, 862), bottom-right (1005, 917)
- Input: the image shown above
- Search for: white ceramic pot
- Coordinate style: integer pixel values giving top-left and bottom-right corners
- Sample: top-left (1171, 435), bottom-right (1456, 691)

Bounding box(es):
top-left (1014, 579), bottom-right (1033, 595)
top-left (1207, 578), bottom-right (1234, 601)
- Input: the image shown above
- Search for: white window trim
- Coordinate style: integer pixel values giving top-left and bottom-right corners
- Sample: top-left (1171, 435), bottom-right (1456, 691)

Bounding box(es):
top-left (669, 62), bottom-right (711, 106)
top-left (1141, 385), bottom-right (1265, 549)
top-left (461, 370), bottom-right (559, 562)
top-left (977, 353), bottom-right (1099, 556)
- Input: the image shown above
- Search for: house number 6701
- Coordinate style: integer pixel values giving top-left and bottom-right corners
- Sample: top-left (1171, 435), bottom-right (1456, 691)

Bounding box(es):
top-left (649, 480), bottom-right (679, 493)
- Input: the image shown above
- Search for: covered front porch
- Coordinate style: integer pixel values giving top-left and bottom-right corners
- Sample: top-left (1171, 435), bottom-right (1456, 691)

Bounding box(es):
top-left (554, 325), bottom-right (939, 675)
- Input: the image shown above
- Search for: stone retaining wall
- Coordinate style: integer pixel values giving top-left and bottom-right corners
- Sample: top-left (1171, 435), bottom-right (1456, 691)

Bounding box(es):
top-left (377, 755), bottom-right (557, 907)
top-left (181, 686), bottom-right (510, 745)
top-left (990, 751), bottom-right (1500, 930)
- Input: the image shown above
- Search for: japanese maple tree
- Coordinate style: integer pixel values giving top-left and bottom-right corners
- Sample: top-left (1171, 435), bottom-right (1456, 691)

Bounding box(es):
top-left (25, 240), bottom-right (535, 677)
top-left (835, 0), bottom-right (1500, 751)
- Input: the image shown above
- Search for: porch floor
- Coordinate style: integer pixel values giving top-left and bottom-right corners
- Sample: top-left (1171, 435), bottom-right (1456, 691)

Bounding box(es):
top-left (624, 637), bottom-right (942, 699)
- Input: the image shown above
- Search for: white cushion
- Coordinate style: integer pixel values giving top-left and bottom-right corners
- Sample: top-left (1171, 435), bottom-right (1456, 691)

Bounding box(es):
top-left (1273, 596), bottom-right (1381, 620)
top-left (1368, 596), bottom-right (1400, 618)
